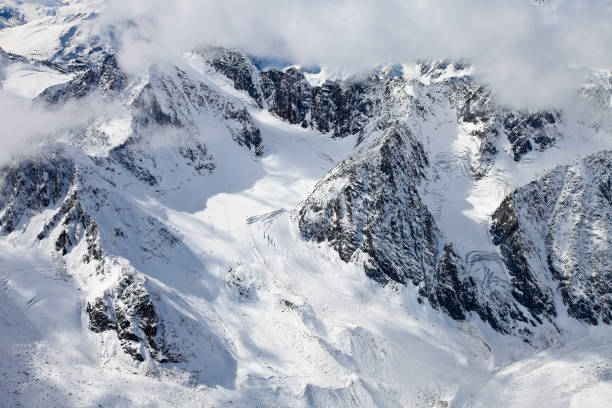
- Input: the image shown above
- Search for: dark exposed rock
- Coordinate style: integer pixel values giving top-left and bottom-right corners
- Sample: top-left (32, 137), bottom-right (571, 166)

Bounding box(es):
top-left (173, 67), bottom-right (263, 154)
top-left (178, 143), bottom-right (215, 174)
top-left (210, 52), bottom-right (555, 176)
top-left (491, 151), bottom-right (612, 325)
top-left (300, 125), bottom-right (436, 287)
top-left (503, 110), bottom-right (561, 161)
top-left (0, 161), bottom-right (197, 364)
top-left (132, 83), bottom-right (179, 127)
top-left (280, 299), bottom-right (300, 313)
top-left (430, 244), bottom-right (478, 321)
top-left (82, 219), bottom-right (103, 264)
top-left (310, 82), bottom-right (342, 134)
top-left (201, 47), bottom-right (264, 108)
top-left (297, 109), bottom-right (579, 335)
top-left (36, 54), bottom-right (126, 103)
top-left (87, 272), bottom-right (184, 363)
top-left (31, 181), bottom-right (103, 267)
top-left (491, 197), bottom-right (556, 321)
top-left (261, 68), bottom-right (312, 128)
top-left (115, 273), bottom-right (157, 361)
top-left (221, 105), bottom-right (263, 155)
top-left (108, 142), bottom-right (159, 186)
top-left (311, 77), bottom-right (378, 139)
top-left (210, 52), bottom-right (561, 175)
top-left (102, 65), bottom-right (262, 184)
top-left (0, 157), bottom-right (75, 233)
top-left (86, 297), bottom-right (116, 332)
top-left (446, 79), bottom-right (500, 178)
top-left (212, 52), bottom-right (391, 140)
top-left (258, 66), bottom-right (380, 138)
top-left (298, 123), bottom-right (499, 327)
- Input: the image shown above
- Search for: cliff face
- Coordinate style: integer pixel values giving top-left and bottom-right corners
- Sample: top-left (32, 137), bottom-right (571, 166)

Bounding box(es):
top-left (492, 150), bottom-right (612, 325)
top-left (299, 125), bottom-right (436, 286)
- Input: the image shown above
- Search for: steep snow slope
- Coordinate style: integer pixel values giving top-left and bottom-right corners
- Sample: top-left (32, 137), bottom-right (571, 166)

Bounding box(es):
top-left (0, 92), bottom-right (500, 406)
top-left (469, 331), bottom-right (612, 407)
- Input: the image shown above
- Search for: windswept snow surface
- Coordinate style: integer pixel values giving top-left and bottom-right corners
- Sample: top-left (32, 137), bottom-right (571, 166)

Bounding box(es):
top-left (0, 0), bottom-right (109, 62)
top-left (1, 63), bottom-right (73, 98)
top-left (469, 332), bottom-right (612, 407)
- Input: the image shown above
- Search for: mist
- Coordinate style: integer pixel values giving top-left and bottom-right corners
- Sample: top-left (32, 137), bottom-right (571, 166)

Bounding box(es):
top-left (0, 86), bottom-right (124, 167)
top-left (2, 0), bottom-right (611, 165)
top-left (107, 0), bottom-right (612, 109)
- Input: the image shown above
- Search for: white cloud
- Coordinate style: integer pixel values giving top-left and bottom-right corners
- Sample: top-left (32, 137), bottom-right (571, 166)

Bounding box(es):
top-left (0, 86), bottom-right (123, 166)
top-left (2, 0), bottom-right (611, 163)
top-left (107, 0), bottom-right (612, 108)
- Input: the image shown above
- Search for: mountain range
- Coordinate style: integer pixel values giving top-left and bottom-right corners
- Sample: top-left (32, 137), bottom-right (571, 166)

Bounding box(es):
top-left (0, 1), bottom-right (611, 407)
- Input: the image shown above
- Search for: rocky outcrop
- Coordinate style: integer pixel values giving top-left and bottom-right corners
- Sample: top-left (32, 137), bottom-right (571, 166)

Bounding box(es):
top-left (491, 151), bottom-right (612, 325)
top-left (311, 76), bottom-right (380, 139)
top-left (86, 296), bottom-right (116, 332)
top-left (87, 271), bottom-right (183, 363)
top-left (200, 47), bottom-right (265, 108)
top-left (258, 67), bottom-right (382, 138)
top-left (0, 151), bottom-right (203, 363)
top-left (36, 55), bottom-right (126, 103)
top-left (297, 119), bottom-right (556, 335)
top-left (139, 66), bottom-right (262, 155)
top-left (0, 153), bottom-right (107, 271)
top-left (36, 52), bottom-right (262, 160)
top-left (503, 110), bottom-right (561, 161)
top-left (491, 196), bottom-right (557, 323)
top-left (200, 53), bottom-right (386, 139)
top-left (212, 55), bottom-right (566, 178)
top-left (299, 125), bottom-right (436, 286)
top-left (36, 186), bottom-right (103, 266)
top-left (208, 52), bottom-right (612, 335)
top-left (261, 67), bottom-right (313, 128)
top-left (0, 6), bottom-right (25, 29)
top-left (430, 244), bottom-right (478, 321)
top-left (0, 156), bottom-right (75, 233)
top-left (446, 78), bottom-right (500, 178)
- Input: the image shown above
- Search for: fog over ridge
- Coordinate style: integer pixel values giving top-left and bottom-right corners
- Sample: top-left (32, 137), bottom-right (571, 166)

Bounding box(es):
top-left (108, 0), bottom-right (612, 108)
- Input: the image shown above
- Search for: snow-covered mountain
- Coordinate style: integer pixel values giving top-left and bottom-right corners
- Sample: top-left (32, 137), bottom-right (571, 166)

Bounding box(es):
top-left (1, 1), bottom-right (611, 407)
